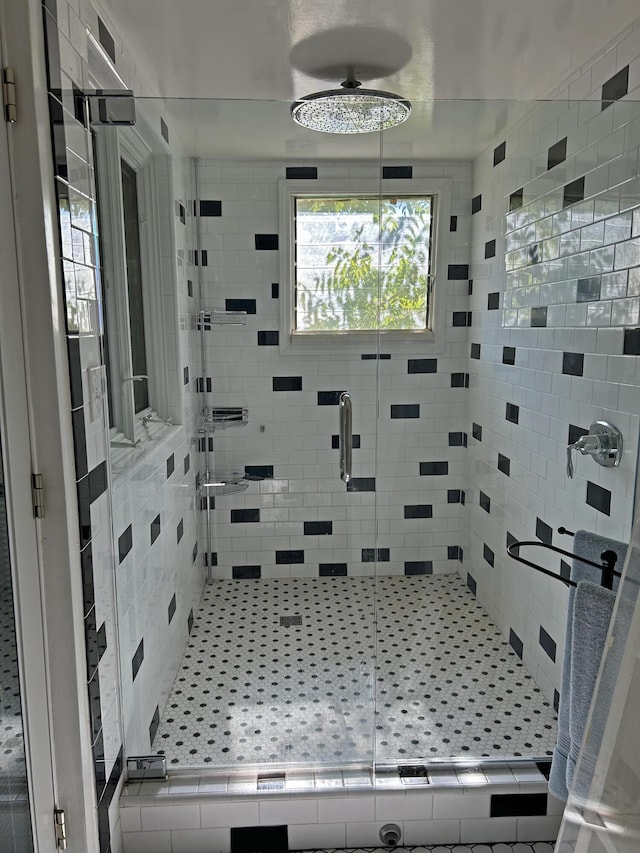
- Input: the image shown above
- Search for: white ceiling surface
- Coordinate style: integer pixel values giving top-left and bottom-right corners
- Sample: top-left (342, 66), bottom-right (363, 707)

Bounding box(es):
top-left (101, 0), bottom-right (640, 160)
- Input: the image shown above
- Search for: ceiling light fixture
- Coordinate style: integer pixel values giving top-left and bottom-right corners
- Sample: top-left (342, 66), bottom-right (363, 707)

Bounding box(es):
top-left (291, 75), bottom-right (411, 134)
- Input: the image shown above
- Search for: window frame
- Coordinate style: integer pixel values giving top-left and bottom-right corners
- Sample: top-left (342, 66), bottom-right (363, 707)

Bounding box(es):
top-left (278, 177), bottom-right (452, 355)
top-left (94, 119), bottom-right (176, 443)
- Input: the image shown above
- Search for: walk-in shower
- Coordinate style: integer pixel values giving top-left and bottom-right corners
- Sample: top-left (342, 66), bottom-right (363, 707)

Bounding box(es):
top-left (93, 91), bottom-right (640, 788)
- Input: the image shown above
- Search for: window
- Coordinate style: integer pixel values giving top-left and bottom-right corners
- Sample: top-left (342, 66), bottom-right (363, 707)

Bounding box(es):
top-left (279, 177), bottom-right (451, 352)
top-left (93, 120), bottom-right (179, 442)
top-left (294, 194), bottom-right (433, 333)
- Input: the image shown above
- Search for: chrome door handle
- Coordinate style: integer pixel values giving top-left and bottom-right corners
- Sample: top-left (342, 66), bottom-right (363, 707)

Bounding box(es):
top-left (339, 391), bottom-right (352, 483)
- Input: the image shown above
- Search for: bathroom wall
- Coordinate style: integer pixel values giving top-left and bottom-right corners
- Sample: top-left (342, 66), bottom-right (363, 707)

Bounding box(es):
top-left (196, 159), bottom-right (472, 580)
top-left (39, 1), bottom-right (206, 850)
top-left (464, 21), bottom-right (640, 703)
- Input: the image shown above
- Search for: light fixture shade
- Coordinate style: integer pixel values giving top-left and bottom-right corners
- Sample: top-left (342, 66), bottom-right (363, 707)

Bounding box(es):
top-left (291, 85), bottom-right (412, 134)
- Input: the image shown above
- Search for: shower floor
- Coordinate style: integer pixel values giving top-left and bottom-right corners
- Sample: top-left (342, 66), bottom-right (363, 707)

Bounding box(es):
top-left (155, 574), bottom-right (557, 768)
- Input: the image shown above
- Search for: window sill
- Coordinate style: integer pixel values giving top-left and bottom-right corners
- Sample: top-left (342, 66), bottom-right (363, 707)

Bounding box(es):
top-left (280, 328), bottom-right (438, 357)
top-left (109, 422), bottom-right (182, 482)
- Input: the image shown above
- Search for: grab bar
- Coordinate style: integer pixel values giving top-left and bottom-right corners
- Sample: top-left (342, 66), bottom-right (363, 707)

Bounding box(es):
top-left (339, 391), bottom-right (352, 483)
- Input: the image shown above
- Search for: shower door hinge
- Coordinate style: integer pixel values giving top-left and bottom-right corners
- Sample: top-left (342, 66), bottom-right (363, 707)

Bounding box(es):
top-left (32, 473), bottom-right (45, 518)
top-left (54, 808), bottom-right (67, 849)
top-left (2, 67), bottom-right (16, 123)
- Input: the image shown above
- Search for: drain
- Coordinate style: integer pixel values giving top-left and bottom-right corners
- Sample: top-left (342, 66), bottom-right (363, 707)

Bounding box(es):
top-left (279, 615), bottom-right (302, 627)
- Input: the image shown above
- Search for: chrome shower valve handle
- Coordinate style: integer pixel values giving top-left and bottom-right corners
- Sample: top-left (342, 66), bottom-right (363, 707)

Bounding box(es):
top-left (566, 420), bottom-right (623, 479)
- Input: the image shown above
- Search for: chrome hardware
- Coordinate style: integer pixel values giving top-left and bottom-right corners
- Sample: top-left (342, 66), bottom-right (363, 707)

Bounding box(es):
top-left (141, 413), bottom-right (173, 427)
top-left (54, 808), bottom-right (67, 849)
top-left (32, 473), bottom-right (45, 519)
top-left (566, 420), bottom-right (623, 479)
top-left (122, 374), bottom-right (148, 383)
top-left (339, 391), bottom-right (352, 483)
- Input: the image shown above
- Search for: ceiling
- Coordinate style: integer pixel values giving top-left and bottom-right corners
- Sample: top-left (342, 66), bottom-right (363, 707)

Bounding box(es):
top-left (99, 0), bottom-right (640, 160)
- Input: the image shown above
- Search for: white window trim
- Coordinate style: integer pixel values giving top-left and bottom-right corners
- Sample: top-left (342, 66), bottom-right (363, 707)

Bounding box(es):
top-left (94, 117), bottom-right (178, 442)
top-left (278, 177), bottom-right (452, 356)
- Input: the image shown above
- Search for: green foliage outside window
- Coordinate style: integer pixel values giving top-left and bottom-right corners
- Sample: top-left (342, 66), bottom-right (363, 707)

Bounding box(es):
top-left (295, 195), bottom-right (432, 332)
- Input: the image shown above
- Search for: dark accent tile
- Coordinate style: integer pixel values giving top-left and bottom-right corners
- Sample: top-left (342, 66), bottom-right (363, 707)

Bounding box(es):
top-left (485, 239), bottom-right (496, 259)
top-left (448, 264), bottom-right (469, 280)
top-left (623, 328), bottom-right (640, 354)
top-left (493, 141), bottom-right (506, 166)
top-left (587, 480), bottom-right (612, 515)
top-left (183, 366), bottom-right (189, 385)
top-left (97, 16), bottom-right (116, 63)
top-left (360, 352), bottom-right (391, 360)
top-left (506, 531), bottom-right (518, 551)
top-left (204, 552), bottom-right (218, 567)
top-left (131, 638), bottom-right (144, 682)
top-left (225, 298), bottom-right (256, 314)
top-left (317, 390), bottom-right (343, 405)
top-left (408, 358), bottom-right (437, 373)
top-left (537, 760), bottom-right (552, 781)
top-left (178, 203), bottom-right (186, 224)
top-left (471, 194), bottom-right (482, 214)
top-left (149, 706), bottom-right (160, 748)
top-left (602, 65), bottom-right (629, 110)
top-left (498, 454), bottom-right (511, 476)
top-left (509, 628), bottom-right (523, 659)
top-left (118, 525), bottom-right (132, 564)
top-left (192, 542), bottom-right (198, 564)
top-left (391, 403), bottom-right (420, 418)
top-left (67, 337), bottom-right (84, 409)
top-left (547, 137), bottom-right (567, 170)
top-left (177, 519), bottom-right (184, 544)
top-left (503, 346), bottom-right (516, 365)
top-left (509, 188), bottom-right (524, 211)
top-left (184, 453), bottom-right (190, 474)
top-left (382, 165), bottom-right (412, 179)
top-left (150, 514), bottom-right (161, 546)
top-left (200, 250), bottom-right (208, 266)
top-left (484, 544), bottom-right (495, 566)
top-left (479, 491), bottom-right (491, 513)
top-left (448, 545), bottom-right (460, 560)
top-left (569, 424), bottom-right (589, 445)
top-left (87, 672), bottom-right (102, 745)
top-left (539, 626), bottom-right (557, 662)
top-left (450, 215), bottom-right (457, 231)
top-left (275, 550), bottom-right (304, 564)
top-left (319, 563), bottom-right (348, 576)
top-left (231, 825), bottom-right (288, 852)
top-left (255, 234), bottom-right (278, 250)
top-left (531, 306), bottom-right (547, 327)
top-left (560, 560), bottom-right (571, 581)
top-left (231, 508), bottom-right (260, 523)
top-left (487, 292), bottom-right (500, 310)
top-left (362, 548), bottom-right (390, 562)
top-left (89, 461), bottom-right (107, 503)
top-left (554, 690), bottom-right (560, 712)
top-left (93, 730), bottom-right (105, 796)
top-left (80, 546), bottom-right (95, 617)
top-left (472, 422), bottom-right (482, 441)
top-left (84, 608), bottom-right (107, 680)
top-left (404, 504), bottom-right (433, 519)
top-left (562, 351), bottom-right (584, 376)
top-left (187, 280), bottom-right (193, 297)
top-left (166, 454), bottom-right (175, 479)
top-left (271, 282), bottom-right (279, 298)
top-left (72, 408), bottom-right (88, 479)
top-left (470, 342), bottom-right (481, 359)
top-left (506, 403), bottom-right (519, 424)
top-left (245, 465), bottom-right (274, 479)
top-left (232, 566), bottom-right (261, 579)
top-left (448, 490), bottom-right (461, 504)
top-left (452, 311), bottom-right (468, 326)
top-left (451, 373), bottom-right (466, 388)
top-left (168, 594), bottom-right (176, 624)
top-left (448, 432), bottom-right (464, 446)
top-left (257, 330), bottom-right (279, 346)
top-left (536, 517), bottom-right (553, 545)
top-left (466, 573), bottom-right (477, 595)
top-left (563, 176), bottom-right (585, 208)
top-left (286, 166), bottom-right (317, 179)
top-left (200, 495), bottom-right (215, 512)
top-left (419, 461), bottom-right (448, 476)
top-left (332, 434), bottom-right (360, 449)
top-left (273, 376), bottom-right (302, 391)
top-left (304, 521), bottom-right (332, 535)
top-left (468, 280), bottom-right (473, 295)
top-left (577, 276), bottom-right (602, 302)
top-left (347, 477), bottom-right (375, 492)
top-left (160, 118), bottom-right (169, 144)
top-left (199, 200), bottom-right (222, 216)
top-left (405, 561), bottom-right (433, 576)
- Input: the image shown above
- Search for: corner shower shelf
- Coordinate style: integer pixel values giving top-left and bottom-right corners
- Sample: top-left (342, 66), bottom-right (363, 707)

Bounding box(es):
top-left (196, 309), bottom-right (247, 329)
top-left (199, 406), bottom-right (249, 432)
top-left (200, 472), bottom-right (250, 497)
